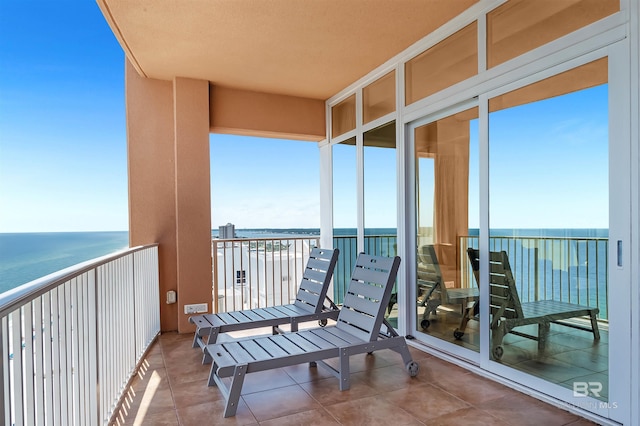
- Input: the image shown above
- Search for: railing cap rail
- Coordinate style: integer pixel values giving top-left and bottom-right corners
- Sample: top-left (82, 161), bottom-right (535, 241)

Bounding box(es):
top-left (0, 244), bottom-right (158, 318)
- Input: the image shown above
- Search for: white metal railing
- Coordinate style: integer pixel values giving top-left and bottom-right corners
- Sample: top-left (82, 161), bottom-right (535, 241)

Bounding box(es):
top-left (0, 244), bottom-right (159, 426)
top-left (213, 237), bottom-right (319, 312)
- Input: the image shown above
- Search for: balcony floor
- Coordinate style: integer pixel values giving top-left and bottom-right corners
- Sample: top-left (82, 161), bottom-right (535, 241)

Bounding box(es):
top-left (111, 329), bottom-right (598, 426)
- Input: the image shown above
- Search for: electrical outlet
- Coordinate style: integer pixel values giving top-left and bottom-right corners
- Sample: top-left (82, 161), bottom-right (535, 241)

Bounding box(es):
top-left (184, 303), bottom-right (208, 314)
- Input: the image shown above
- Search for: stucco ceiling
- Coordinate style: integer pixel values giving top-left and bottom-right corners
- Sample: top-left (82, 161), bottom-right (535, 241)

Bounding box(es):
top-left (98, 0), bottom-right (477, 100)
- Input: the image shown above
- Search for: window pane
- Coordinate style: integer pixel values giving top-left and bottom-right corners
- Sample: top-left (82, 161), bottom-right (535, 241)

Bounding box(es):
top-left (405, 22), bottom-right (477, 106)
top-left (331, 95), bottom-right (356, 138)
top-left (363, 71), bottom-right (396, 124)
top-left (414, 107), bottom-right (479, 352)
top-left (488, 60), bottom-right (608, 400)
top-left (332, 138), bottom-right (357, 304)
top-left (487, 0), bottom-right (618, 68)
top-left (364, 122), bottom-right (398, 325)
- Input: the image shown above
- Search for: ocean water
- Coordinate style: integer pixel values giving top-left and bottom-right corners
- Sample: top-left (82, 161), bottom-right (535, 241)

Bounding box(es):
top-left (0, 231), bottom-right (129, 294)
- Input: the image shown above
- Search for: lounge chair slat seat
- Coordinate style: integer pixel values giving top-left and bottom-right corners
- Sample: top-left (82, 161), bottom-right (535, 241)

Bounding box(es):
top-left (269, 304), bottom-right (307, 317)
top-left (211, 312), bottom-right (238, 325)
top-left (261, 306), bottom-right (293, 318)
top-left (205, 253), bottom-right (419, 418)
top-left (254, 336), bottom-right (290, 358)
top-left (316, 326), bottom-right (368, 345)
top-left (236, 340), bottom-right (274, 361)
top-left (190, 248), bottom-right (340, 359)
top-left (223, 342), bottom-right (259, 364)
top-left (285, 332), bottom-right (331, 352)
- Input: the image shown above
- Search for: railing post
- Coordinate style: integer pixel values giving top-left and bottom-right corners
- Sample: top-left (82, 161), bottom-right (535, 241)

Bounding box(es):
top-left (534, 246), bottom-right (539, 301)
top-left (213, 240), bottom-right (219, 313)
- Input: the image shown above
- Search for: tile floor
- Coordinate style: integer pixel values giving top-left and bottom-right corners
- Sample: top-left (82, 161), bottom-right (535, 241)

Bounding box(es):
top-left (110, 329), bottom-right (600, 425)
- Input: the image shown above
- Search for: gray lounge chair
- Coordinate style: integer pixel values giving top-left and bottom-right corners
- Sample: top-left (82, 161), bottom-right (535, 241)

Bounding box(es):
top-left (204, 253), bottom-right (419, 418)
top-left (467, 248), bottom-right (600, 360)
top-left (190, 248), bottom-right (340, 362)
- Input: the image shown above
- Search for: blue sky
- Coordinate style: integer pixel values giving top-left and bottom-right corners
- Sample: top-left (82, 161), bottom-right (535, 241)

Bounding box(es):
top-left (0, 2), bottom-right (609, 234)
top-left (0, 1), bottom-right (321, 233)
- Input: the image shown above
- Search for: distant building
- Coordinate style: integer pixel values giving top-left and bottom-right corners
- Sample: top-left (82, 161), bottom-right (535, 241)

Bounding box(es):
top-left (218, 223), bottom-right (235, 239)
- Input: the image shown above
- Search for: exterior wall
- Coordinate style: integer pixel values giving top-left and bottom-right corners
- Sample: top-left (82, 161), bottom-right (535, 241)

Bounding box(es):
top-left (126, 60), bottom-right (212, 332)
top-left (174, 77), bottom-right (213, 333)
top-left (126, 59), bottom-right (179, 331)
top-left (210, 85), bottom-right (325, 141)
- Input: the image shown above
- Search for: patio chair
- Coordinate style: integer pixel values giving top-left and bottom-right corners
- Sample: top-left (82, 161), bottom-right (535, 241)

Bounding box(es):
top-left (204, 253), bottom-right (419, 418)
top-left (466, 248), bottom-right (600, 360)
top-left (190, 247), bottom-right (340, 361)
top-left (417, 244), bottom-right (478, 338)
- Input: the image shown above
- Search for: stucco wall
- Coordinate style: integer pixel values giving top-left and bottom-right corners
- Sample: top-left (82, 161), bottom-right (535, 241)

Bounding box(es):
top-left (210, 85), bottom-right (325, 141)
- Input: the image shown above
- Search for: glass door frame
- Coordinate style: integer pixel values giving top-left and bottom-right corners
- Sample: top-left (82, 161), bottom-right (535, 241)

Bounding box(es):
top-left (406, 98), bottom-right (482, 364)
top-left (478, 44), bottom-right (631, 422)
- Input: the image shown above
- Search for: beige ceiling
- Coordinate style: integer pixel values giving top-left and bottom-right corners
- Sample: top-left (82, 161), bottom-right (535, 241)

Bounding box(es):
top-left (98, 0), bottom-right (478, 100)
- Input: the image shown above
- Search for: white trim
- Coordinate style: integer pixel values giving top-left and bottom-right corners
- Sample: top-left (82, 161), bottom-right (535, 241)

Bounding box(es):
top-left (629, 1), bottom-right (640, 424)
top-left (362, 112), bottom-right (396, 134)
top-left (396, 61), bottom-right (408, 337)
top-left (478, 92), bottom-right (490, 371)
top-left (355, 89), bottom-right (364, 252)
top-left (330, 129), bottom-right (357, 146)
top-left (405, 99), bottom-right (481, 363)
top-left (607, 38), bottom-right (633, 425)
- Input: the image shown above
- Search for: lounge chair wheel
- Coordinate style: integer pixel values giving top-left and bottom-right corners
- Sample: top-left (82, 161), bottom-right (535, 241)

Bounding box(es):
top-left (405, 361), bottom-right (419, 377)
top-left (493, 345), bottom-right (504, 360)
top-left (453, 329), bottom-right (464, 340)
top-left (420, 319), bottom-right (430, 329)
top-left (318, 319), bottom-right (328, 327)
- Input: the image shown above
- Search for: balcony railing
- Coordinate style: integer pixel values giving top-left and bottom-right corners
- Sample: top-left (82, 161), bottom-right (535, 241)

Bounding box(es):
top-left (212, 233), bottom-right (607, 321)
top-left (332, 234), bottom-right (397, 305)
top-left (461, 235), bottom-right (608, 320)
top-left (0, 245), bottom-right (159, 426)
top-left (213, 237), bottom-right (319, 312)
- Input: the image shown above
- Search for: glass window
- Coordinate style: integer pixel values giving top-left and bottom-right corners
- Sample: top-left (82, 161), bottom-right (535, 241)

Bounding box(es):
top-left (414, 107), bottom-right (479, 352)
top-left (487, 0), bottom-right (619, 68)
top-left (488, 59), bottom-right (608, 399)
top-left (405, 22), bottom-right (477, 106)
top-left (331, 95), bottom-right (356, 138)
top-left (332, 138), bottom-right (357, 304)
top-left (364, 122), bottom-right (398, 325)
top-left (363, 71), bottom-right (396, 124)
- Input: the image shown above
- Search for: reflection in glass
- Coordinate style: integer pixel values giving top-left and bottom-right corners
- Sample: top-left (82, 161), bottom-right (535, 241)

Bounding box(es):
top-left (331, 95), bottom-right (356, 138)
top-left (363, 71), bottom-right (396, 124)
top-left (414, 107), bottom-right (479, 352)
top-left (364, 122), bottom-right (398, 325)
top-left (487, 0), bottom-right (618, 68)
top-left (488, 60), bottom-right (608, 399)
top-left (405, 22), bottom-right (477, 105)
top-left (332, 138), bottom-right (356, 304)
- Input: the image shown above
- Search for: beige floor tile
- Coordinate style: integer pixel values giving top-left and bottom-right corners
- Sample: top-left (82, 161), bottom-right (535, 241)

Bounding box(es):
top-left (326, 394), bottom-right (423, 425)
top-left (242, 384), bottom-right (322, 422)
